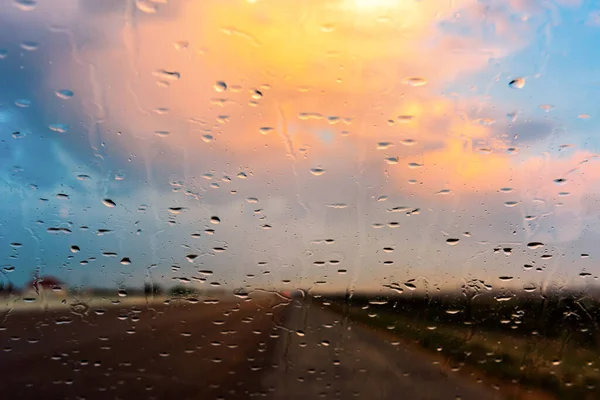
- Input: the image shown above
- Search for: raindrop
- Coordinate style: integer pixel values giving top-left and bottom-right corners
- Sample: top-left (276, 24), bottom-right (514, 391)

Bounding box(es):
top-left (446, 238), bottom-right (459, 245)
top-left (135, 0), bottom-right (157, 13)
top-left (310, 167), bottom-right (325, 176)
top-left (55, 89), bottom-right (74, 99)
top-left (210, 216), bottom-right (220, 224)
top-left (400, 139), bottom-right (417, 146)
top-left (499, 276), bottom-right (513, 281)
top-left (153, 69), bottom-right (181, 81)
top-left (214, 81), bottom-right (227, 92)
top-left (186, 254), bottom-right (198, 262)
top-left (120, 257), bottom-right (131, 265)
top-left (527, 242), bottom-right (544, 249)
top-left (508, 78), bottom-right (525, 89)
top-left (377, 142), bottom-right (393, 150)
top-left (385, 157), bottom-right (399, 165)
top-left (70, 245), bottom-right (80, 253)
top-left (259, 127), bottom-right (274, 135)
top-left (20, 41), bottom-right (39, 51)
top-left (408, 162), bottom-right (422, 169)
top-left (102, 199), bottom-right (116, 208)
top-left (14, 0), bottom-right (37, 11)
top-left (201, 134), bottom-right (213, 142)
top-left (49, 124), bottom-right (69, 133)
top-left (504, 201), bottom-right (519, 207)
top-left (250, 89), bottom-right (263, 100)
top-left (14, 99), bottom-right (31, 108)
top-left (402, 77), bottom-right (428, 87)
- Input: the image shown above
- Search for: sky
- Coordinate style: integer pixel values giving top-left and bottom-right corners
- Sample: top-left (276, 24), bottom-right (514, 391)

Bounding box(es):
top-left (1, 0), bottom-right (600, 296)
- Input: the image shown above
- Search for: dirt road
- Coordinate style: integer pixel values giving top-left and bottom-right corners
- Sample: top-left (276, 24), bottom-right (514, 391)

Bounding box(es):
top-left (0, 296), bottom-right (506, 399)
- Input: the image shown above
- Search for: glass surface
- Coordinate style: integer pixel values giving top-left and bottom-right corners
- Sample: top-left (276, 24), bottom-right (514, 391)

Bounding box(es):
top-left (1, 1), bottom-right (600, 399)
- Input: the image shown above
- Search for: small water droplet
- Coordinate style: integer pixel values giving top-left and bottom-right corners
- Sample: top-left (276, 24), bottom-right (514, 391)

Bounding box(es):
top-left (20, 41), bottom-right (39, 51)
top-left (135, 0), bottom-right (157, 13)
top-left (402, 77), bottom-right (428, 87)
top-left (527, 242), bottom-right (544, 249)
top-left (508, 78), bottom-right (525, 89)
top-left (553, 178), bottom-right (567, 186)
top-left (14, 99), bottom-right (31, 108)
top-left (214, 81), bottom-right (227, 92)
top-left (14, 0), bottom-right (37, 11)
top-left (210, 216), bottom-right (220, 224)
top-left (49, 124), bottom-right (69, 133)
top-left (153, 69), bottom-right (181, 81)
top-left (446, 238), bottom-right (460, 245)
top-left (70, 245), bottom-right (80, 253)
top-left (310, 167), bottom-right (325, 176)
top-left (56, 89), bottom-right (74, 99)
top-left (120, 257), bottom-right (131, 265)
top-left (259, 127), bottom-right (274, 135)
top-left (504, 201), bottom-right (519, 207)
top-left (102, 199), bottom-right (116, 208)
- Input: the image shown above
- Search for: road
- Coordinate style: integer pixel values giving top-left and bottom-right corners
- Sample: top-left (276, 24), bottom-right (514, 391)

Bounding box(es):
top-left (264, 299), bottom-right (503, 400)
top-left (0, 296), bottom-right (508, 399)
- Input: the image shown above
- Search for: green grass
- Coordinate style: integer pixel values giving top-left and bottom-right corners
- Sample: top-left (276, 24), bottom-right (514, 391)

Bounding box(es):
top-left (328, 302), bottom-right (600, 400)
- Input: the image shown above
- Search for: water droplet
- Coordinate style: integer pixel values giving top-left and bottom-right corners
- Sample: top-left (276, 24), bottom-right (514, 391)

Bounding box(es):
top-left (102, 199), bottom-right (116, 208)
top-left (527, 242), bottom-right (544, 249)
top-left (397, 115), bottom-right (414, 124)
top-left (499, 276), bottom-right (513, 281)
top-left (20, 41), bottom-right (39, 51)
top-left (14, 0), bottom-right (37, 11)
top-left (0, 49), bottom-right (8, 59)
top-left (210, 216), bottom-right (220, 224)
top-left (70, 245), bottom-right (80, 253)
top-left (504, 201), bottom-right (519, 207)
top-left (446, 238), bottom-right (460, 245)
top-left (508, 78), bottom-right (525, 89)
top-left (402, 77), bottom-right (428, 87)
top-left (553, 178), bottom-right (567, 186)
top-left (377, 142), bottom-right (393, 150)
top-left (401, 138), bottom-right (417, 146)
top-left (211, 81), bottom-right (228, 93)
top-left (153, 69), bottom-right (181, 81)
top-left (250, 89), bottom-right (263, 100)
top-left (135, 0), bottom-right (157, 14)
top-left (55, 89), bottom-right (74, 99)
top-left (120, 257), bottom-right (131, 265)
top-left (14, 99), bottom-right (31, 108)
top-left (385, 157), bottom-right (399, 165)
top-left (173, 41), bottom-right (188, 50)
top-left (408, 162), bottom-right (423, 169)
top-left (49, 124), bottom-right (69, 133)
top-left (259, 127), bottom-right (274, 135)
top-left (310, 167), bottom-right (325, 176)
top-left (118, 289), bottom-right (128, 297)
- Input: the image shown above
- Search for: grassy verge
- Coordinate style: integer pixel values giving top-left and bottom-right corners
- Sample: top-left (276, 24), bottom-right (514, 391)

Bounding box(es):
top-left (327, 302), bottom-right (599, 400)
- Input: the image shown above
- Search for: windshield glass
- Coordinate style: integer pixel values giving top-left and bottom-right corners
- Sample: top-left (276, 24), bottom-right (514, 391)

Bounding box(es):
top-left (1, 1), bottom-right (599, 399)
